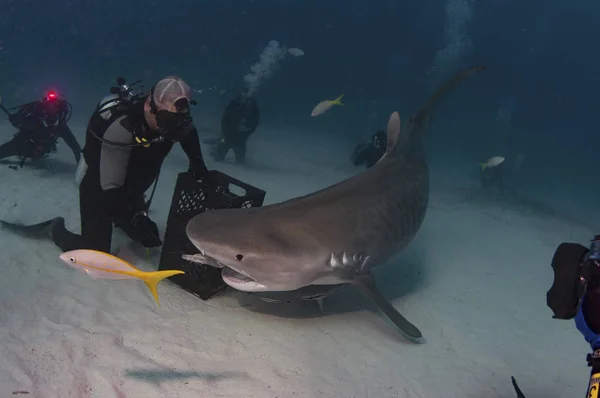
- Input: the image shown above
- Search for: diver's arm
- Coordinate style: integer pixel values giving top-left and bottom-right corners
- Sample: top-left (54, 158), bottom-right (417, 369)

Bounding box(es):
top-left (58, 125), bottom-right (82, 163)
top-left (180, 123), bottom-right (208, 173)
top-left (9, 102), bottom-right (39, 129)
top-left (99, 116), bottom-right (133, 191)
top-left (351, 144), bottom-right (369, 166)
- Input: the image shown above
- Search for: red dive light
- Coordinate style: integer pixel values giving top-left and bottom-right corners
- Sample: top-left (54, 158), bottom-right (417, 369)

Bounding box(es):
top-left (45, 91), bottom-right (58, 101)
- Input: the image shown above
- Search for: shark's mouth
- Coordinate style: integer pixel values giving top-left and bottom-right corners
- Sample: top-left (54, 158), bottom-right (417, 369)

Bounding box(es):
top-left (220, 266), bottom-right (268, 292)
top-left (221, 266), bottom-right (253, 283)
top-left (182, 251), bottom-right (268, 292)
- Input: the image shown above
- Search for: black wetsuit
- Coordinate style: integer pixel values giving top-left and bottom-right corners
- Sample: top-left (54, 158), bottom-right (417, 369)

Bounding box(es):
top-left (480, 165), bottom-right (504, 192)
top-left (51, 100), bottom-right (208, 253)
top-left (214, 95), bottom-right (260, 164)
top-left (351, 131), bottom-right (386, 169)
top-left (0, 100), bottom-right (81, 164)
top-left (351, 144), bottom-right (385, 168)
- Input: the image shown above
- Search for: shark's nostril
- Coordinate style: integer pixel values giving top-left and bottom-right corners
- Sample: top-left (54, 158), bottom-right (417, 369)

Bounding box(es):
top-left (236, 254), bottom-right (244, 261)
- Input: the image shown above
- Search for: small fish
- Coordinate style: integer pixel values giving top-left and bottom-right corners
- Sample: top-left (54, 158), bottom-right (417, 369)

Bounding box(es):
top-left (59, 249), bottom-right (184, 306)
top-left (311, 94), bottom-right (344, 116)
top-left (480, 156), bottom-right (505, 172)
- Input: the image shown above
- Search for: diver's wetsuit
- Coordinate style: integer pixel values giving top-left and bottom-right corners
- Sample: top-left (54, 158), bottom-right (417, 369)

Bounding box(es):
top-left (0, 100), bottom-right (81, 164)
top-left (480, 165), bottom-right (504, 192)
top-left (215, 95), bottom-right (260, 164)
top-left (351, 144), bottom-right (385, 168)
top-left (51, 101), bottom-right (208, 253)
top-left (351, 131), bottom-right (386, 169)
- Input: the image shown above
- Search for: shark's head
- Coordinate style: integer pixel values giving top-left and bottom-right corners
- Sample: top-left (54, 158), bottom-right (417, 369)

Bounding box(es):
top-left (185, 208), bottom-right (325, 292)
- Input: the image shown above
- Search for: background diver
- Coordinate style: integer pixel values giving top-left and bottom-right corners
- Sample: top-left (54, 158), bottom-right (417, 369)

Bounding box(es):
top-left (2, 76), bottom-right (212, 254)
top-left (0, 91), bottom-right (81, 167)
top-left (350, 129), bottom-right (387, 169)
top-left (213, 89), bottom-right (260, 165)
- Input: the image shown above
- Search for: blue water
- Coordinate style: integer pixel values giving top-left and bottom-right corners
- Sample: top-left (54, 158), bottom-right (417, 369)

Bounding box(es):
top-left (0, 0), bottom-right (597, 396)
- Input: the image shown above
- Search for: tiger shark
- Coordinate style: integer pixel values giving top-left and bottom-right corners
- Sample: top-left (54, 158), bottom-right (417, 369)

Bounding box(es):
top-left (183, 65), bottom-right (485, 341)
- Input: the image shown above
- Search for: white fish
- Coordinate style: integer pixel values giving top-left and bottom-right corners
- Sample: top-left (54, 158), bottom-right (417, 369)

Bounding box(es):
top-left (287, 48), bottom-right (304, 57)
top-left (59, 249), bottom-right (184, 306)
top-left (480, 156), bottom-right (505, 172)
top-left (311, 94), bottom-right (344, 117)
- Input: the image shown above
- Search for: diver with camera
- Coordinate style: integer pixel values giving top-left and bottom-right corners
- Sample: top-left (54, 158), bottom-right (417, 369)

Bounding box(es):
top-left (542, 235), bottom-right (600, 397)
top-left (0, 91), bottom-right (81, 167)
top-left (1, 76), bottom-right (213, 254)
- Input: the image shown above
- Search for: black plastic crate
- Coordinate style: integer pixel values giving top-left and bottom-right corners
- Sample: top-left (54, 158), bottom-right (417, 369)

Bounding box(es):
top-left (158, 171), bottom-right (266, 300)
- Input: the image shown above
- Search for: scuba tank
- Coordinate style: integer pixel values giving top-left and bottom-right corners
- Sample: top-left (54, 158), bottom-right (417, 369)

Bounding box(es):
top-left (74, 155), bottom-right (87, 185)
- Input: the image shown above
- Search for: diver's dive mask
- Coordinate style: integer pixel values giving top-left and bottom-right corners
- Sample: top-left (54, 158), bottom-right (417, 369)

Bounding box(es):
top-left (151, 87), bottom-right (196, 142)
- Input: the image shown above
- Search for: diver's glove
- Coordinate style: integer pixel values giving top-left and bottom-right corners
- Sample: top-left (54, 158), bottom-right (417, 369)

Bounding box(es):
top-left (188, 159), bottom-right (218, 187)
top-left (188, 157), bottom-right (208, 177)
top-left (575, 294), bottom-right (600, 350)
top-left (128, 211), bottom-right (162, 248)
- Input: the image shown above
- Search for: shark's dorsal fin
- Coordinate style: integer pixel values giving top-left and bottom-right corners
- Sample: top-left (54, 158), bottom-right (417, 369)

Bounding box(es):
top-left (385, 111), bottom-right (401, 155)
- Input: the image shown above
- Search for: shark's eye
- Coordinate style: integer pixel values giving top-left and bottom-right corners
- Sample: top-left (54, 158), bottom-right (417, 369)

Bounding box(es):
top-left (236, 254), bottom-right (243, 261)
top-left (69, 257), bottom-right (76, 262)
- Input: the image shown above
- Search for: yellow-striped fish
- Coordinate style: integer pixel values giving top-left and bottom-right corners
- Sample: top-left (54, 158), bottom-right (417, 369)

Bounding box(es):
top-left (59, 249), bottom-right (184, 306)
top-left (480, 156), bottom-right (505, 172)
top-left (311, 94), bottom-right (344, 116)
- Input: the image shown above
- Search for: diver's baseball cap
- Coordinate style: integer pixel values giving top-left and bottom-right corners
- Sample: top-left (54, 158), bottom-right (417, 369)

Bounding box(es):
top-left (152, 76), bottom-right (192, 112)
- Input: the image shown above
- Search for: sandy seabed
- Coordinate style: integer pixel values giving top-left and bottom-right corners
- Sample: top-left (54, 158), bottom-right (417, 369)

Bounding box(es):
top-left (0, 125), bottom-right (591, 398)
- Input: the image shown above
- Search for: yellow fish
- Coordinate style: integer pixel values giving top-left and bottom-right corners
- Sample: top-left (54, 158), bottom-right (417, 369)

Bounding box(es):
top-left (311, 94), bottom-right (344, 116)
top-left (59, 249), bottom-right (184, 306)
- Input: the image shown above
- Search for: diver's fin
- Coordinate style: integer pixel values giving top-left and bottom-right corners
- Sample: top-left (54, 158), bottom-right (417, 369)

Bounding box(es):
top-left (511, 377), bottom-right (526, 398)
top-left (351, 273), bottom-right (423, 342)
top-left (0, 217), bottom-right (64, 239)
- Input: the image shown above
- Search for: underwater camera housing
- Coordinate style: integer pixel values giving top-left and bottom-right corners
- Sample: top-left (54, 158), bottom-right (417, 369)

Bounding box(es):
top-left (546, 236), bottom-right (600, 320)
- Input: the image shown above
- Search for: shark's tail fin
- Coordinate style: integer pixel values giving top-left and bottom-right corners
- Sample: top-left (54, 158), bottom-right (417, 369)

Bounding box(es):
top-left (409, 65), bottom-right (486, 144)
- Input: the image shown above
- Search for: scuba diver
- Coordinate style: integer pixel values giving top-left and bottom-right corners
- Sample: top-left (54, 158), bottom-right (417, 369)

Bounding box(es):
top-left (0, 91), bottom-right (81, 166)
top-left (1, 76), bottom-right (212, 254)
top-left (350, 130), bottom-right (386, 169)
top-left (536, 235), bottom-right (600, 398)
top-left (213, 90), bottom-right (260, 164)
top-left (479, 162), bottom-right (505, 193)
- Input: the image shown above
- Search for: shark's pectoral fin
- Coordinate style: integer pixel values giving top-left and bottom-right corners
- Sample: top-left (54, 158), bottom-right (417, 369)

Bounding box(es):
top-left (351, 273), bottom-right (423, 343)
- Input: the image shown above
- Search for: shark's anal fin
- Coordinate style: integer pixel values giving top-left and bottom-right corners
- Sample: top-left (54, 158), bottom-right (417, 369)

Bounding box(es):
top-left (352, 273), bottom-right (423, 343)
